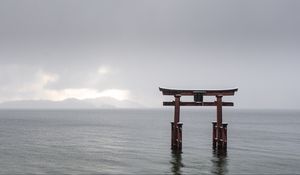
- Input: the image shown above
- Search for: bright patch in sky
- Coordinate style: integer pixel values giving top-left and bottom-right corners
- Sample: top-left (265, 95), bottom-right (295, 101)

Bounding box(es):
top-left (97, 66), bottom-right (110, 75)
top-left (48, 88), bottom-right (130, 101)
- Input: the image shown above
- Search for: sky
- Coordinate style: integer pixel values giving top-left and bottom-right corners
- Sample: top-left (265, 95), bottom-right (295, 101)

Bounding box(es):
top-left (0, 0), bottom-right (300, 109)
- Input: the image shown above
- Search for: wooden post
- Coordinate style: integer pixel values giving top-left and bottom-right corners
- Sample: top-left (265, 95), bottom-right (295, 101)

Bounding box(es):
top-left (212, 121), bottom-right (217, 149)
top-left (171, 122), bottom-right (174, 148)
top-left (216, 95), bottom-right (223, 149)
top-left (177, 122), bottom-right (183, 150)
top-left (222, 123), bottom-right (228, 149)
top-left (174, 95), bottom-right (180, 123)
top-left (171, 95), bottom-right (181, 150)
top-left (216, 95), bottom-right (223, 127)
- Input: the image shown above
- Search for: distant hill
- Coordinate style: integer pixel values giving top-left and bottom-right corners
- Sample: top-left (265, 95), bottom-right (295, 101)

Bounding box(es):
top-left (0, 97), bottom-right (144, 109)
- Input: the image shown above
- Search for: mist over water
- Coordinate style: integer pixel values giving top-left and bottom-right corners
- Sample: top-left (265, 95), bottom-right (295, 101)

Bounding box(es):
top-left (0, 109), bottom-right (299, 174)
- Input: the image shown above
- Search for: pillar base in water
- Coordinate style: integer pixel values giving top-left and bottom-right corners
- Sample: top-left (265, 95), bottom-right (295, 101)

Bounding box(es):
top-left (212, 121), bottom-right (228, 150)
top-left (171, 122), bottom-right (183, 150)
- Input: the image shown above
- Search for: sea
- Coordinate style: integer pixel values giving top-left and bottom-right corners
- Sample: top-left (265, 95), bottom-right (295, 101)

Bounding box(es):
top-left (0, 109), bottom-right (299, 175)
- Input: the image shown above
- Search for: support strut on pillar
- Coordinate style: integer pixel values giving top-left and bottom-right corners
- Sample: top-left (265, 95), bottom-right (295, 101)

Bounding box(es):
top-left (212, 121), bottom-right (217, 149)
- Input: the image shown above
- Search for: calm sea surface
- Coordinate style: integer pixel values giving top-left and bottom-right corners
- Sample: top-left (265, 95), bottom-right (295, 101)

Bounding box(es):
top-left (0, 109), bottom-right (299, 174)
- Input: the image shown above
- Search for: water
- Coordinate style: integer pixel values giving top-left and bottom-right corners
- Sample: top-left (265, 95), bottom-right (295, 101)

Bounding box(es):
top-left (0, 109), bottom-right (299, 174)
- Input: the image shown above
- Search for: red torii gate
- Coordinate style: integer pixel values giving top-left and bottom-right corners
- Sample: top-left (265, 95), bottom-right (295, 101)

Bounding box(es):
top-left (159, 87), bottom-right (238, 151)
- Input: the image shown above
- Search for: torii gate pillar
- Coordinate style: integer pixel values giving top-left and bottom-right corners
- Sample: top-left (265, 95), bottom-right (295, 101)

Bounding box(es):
top-left (213, 95), bottom-right (227, 149)
top-left (171, 95), bottom-right (182, 150)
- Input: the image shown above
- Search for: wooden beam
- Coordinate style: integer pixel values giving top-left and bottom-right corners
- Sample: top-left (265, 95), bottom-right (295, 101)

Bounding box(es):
top-left (163, 101), bottom-right (234, 106)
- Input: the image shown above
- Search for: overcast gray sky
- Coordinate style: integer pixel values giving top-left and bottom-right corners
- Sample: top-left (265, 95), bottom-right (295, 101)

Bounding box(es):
top-left (0, 0), bottom-right (299, 109)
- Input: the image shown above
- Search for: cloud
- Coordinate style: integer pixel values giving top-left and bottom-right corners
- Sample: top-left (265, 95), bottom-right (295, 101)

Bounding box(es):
top-left (0, 1), bottom-right (300, 109)
top-left (0, 65), bottom-right (56, 101)
top-left (17, 70), bottom-right (58, 93)
top-left (0, 64), bottom-right (130, 102)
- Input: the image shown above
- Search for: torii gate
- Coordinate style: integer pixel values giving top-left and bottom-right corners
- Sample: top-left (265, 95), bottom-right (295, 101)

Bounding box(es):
top-left (159, 87), bottom-right (238, 151)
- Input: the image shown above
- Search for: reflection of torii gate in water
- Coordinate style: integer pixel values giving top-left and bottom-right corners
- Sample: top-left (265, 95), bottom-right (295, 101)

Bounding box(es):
top-left (159, 87), bottom-right (238, 151)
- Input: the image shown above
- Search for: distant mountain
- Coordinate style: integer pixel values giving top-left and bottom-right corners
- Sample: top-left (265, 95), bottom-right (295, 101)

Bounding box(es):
top-left (0, 97), bottom-right (144, 109)
top-left (84, 97), bottom-right (144, 108)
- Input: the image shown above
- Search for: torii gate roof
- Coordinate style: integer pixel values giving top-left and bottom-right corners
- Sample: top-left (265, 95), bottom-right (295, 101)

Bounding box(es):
top-left (159, 87), bottom-right (238, 96)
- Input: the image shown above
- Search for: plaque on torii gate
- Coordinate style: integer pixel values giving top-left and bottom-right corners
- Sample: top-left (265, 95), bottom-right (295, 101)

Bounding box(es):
top-left (159, 87), bottom-right (238, 151)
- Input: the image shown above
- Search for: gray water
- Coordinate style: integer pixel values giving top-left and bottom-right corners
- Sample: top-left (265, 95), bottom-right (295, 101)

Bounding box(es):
top-left (0, 109), bottom-right (299, 174)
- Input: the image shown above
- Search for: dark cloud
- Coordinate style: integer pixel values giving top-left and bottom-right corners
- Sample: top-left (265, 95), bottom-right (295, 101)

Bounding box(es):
top-left (0, 0), bottom-right (299, 108)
